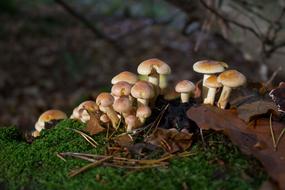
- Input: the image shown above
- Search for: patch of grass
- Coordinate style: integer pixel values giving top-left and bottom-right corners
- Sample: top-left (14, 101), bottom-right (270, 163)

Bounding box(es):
top-left (0, 120), bottom-right (267, 190)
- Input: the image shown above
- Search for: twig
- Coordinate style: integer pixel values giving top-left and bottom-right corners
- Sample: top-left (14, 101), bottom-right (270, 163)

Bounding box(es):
top-left (200, 128), bottom-right (206, 150)
top-left (275, 128), bottom-right (285, 151)
top-left (54, 0), bottom-right (123, 53)
top-left (67, 128), bottom-right (98, 148)
top-left (269, 113), bottom-right (277, 150)
top-left (265, 66), bottom-right (282, 87)
top-left (69, 156), bottom-right (112, 177)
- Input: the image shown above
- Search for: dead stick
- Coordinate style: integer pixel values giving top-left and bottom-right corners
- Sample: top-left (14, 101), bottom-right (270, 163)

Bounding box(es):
top-left (69, 156), bottom-right (112, 177)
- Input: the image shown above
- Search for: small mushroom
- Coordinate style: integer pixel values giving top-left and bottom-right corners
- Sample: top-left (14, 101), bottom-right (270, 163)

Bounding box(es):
top-left (111, 71), bottom-right (138, 85)
top-left (70, 100), bottom-right (99, 123)
top-left (203, 75), bottom-right (222, 105)
top-left (100, 114), bottom-right (110, 125)
top-left (125, 115), bottom-right (139, 132)
top-left (175, 80), bottom-right (195, 103)
top-left (193, 60), bottom-right (228, 98)
top-left (35, 109), bottom-right (67, 132)
top-left (137, 58), bottom-right (170, 94)
top-left (136, 105), bottom-right (151, 125)
top-left (113, 96), bottom-right (133, 118)
top-left (217, 70), bottom-right (246, 109)
top-left (131, 81), bottom-right (155, 107)
top-left (96, 92), bottom-right (120, 129)
top-left (111, 81), bottom-right (134, 104)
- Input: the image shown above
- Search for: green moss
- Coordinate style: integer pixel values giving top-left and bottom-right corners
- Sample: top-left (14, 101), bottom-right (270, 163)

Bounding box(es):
top-left (0, 120), bottom-right (267, 190)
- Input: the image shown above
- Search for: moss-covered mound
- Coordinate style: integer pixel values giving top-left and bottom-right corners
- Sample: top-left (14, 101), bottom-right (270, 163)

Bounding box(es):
top-left (0, 120), bottom-right (267, 190)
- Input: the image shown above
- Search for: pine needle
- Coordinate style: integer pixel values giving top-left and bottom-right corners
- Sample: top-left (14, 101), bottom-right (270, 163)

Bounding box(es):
top-left (269, 113), bottom-right (277, 149)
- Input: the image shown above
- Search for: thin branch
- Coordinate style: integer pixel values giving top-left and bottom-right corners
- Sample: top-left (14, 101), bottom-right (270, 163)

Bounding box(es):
top-left (199, 0), bottom-right (262, 40)
top-left (54, 0), bottom-right (123, 53)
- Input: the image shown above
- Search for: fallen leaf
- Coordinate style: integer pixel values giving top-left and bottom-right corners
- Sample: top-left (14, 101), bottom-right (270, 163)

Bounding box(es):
top-left (113, 133), bottom-right (133, 147)
top-left (187, 105), bottom-right (285, 190)
top-left (270, 82), bottom-right (285, 113)
top-left (145, 128), bottom-right (193, 153)
top-left (84, 113), bottom-right (105, 135)
top-left (236, 100), bottom-right (279, 122)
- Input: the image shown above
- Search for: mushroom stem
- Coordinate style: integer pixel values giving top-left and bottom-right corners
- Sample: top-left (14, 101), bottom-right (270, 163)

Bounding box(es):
top-left (181, 92), bottom-right (190, 103)
top-left (202, 74), bottom-right (211, 99)
top-left (148, 72), bottom-right (159, 96)
top-left (217, 86), bottom-right (232, 109)
top-left (159, 74), bottom-right (168, 94)
top-left (203, 87), bottom-right (217, 105)
top-left (101, 106), bottom-right (120, 129)
top-left (137, 98), bottom-right (149, 107)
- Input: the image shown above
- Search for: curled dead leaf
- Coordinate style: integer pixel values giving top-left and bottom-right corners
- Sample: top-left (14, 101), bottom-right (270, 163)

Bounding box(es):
top-left (84, 112), bottom-right (105, 135)
top-left (187, 105), bottom-right (285, 190)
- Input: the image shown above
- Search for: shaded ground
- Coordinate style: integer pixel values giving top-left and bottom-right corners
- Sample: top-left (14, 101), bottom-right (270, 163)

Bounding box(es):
top-left (0, 3), bottom-right (264, 129)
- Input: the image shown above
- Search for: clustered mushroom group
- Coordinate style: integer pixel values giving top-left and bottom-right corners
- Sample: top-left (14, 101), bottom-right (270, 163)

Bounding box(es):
top-left (33, 59), bottom-right (246, 137)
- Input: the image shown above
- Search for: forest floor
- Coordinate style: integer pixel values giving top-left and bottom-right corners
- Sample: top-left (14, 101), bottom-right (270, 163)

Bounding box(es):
top-left (0, 3), bottom-right (265, 130)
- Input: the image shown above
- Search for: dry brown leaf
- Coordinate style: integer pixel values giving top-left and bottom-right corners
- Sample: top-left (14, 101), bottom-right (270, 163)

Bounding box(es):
top-left (84, 113), bottom-right (105, 135)
top-left (187, 105), bottom-right (285, 190)
top-left (145, 128), bottom-right (193, 153)
top-left (237, 100), bottom-right (279, 122)
top-left (113, 133), bottom-right (134, 147)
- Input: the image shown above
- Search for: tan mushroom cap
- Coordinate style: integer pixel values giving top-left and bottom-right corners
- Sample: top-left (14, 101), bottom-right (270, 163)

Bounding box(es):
top-left (193, 60), bottom-right (228, 74)
top-left (111, 71), bottom-right (138, 85)
top-left (113, 97), bottom-right (132, 113)
top-left (111, 81), bottom-right (132, 97)
top-left (136, 105), bottom-right (151, 118)
top-left (96, 92), bottom-right (114, 107)
top-left (137, 58), bottom-right (170, 75)
top-left (175, 80), bottom-right (195, 93)
top-left (204, 75), bottom-right (222, 88)
top-left (38, 109), bottom-right (67, 122)
top-left (78, 100), bottom-right (98, 112)
top-left (100, 114), bottom-right (110, 123)
top-left (131, 81), bottom-right (155, 99)
top-left (217, 70), bottom-right (246, 88)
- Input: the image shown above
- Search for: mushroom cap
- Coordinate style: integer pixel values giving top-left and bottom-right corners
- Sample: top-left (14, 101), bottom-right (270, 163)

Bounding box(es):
top-left (204, 75), bottom-right (222, 88)
top-left (111, 81), bottom-right (132, 97)
top-left (38, 109), bottom-right (67, 122)
top-left (78, 100), bottom-right (99, 112)
top-left (96, 92), bottom-right (114, 107)
top-left (111, 71), bottom-right (138, 85)
top-left (175, 80), bottom-right (195, 93)
top-left (100, 114), bottom-right (110, 123)
top-left (193, 60), bottom-right (228, 74)
top-left (125, 115), bottom-right (138, 127)
top-left (136, 105), bottom-right (152, 118)
top-left (131, 81), bottom-right (155, 99)
top-left (217, 70), bottom-right (246, 88)
top-left (137, 58), bottom-right (171, 75)
top-left (113, 97), bottom-right (132, 113)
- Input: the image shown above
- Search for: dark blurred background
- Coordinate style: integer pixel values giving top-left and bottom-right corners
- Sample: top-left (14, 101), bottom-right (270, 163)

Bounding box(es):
top-left (0, 0), bottom-right (284, 129)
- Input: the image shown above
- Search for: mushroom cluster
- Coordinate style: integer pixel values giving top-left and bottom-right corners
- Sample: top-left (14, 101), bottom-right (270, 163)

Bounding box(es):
top-left (33, 58), bottom-right (246, 137)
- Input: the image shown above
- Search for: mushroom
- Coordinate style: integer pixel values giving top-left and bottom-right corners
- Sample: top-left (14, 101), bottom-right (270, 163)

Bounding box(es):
top-left (203, 75), bottom-right (222, 105)
top-left (136, 105), bottom-right (151, 125)
top-left (113, 96), bottom-right (133, 118)
top-left (217, 70), bottom-right (246, 109)
top-left (193, 60), bottom-right (228, 98)
top-left (111, 81), bottom-right (133, 104)
top-left (175, 80), bottom-right (195, 103)
top-left (131, 81), bottom-right (155, 107)
top-left (125, 115), bottom-right (139, 132)
top-left (35, 109), bottom-right (67, 132)
top-left (111, 71), bottom-right (138, 85)
top-left (96, 92), bottom-right (120, 129)
top-left (31, 130), bottom-right (40, 138)
top-left (137, 58), bottom-right (170, 94)
top-left (100, 114), bottom-right (110, 125)
top-left (70, 100), bottom-right (100, 123)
